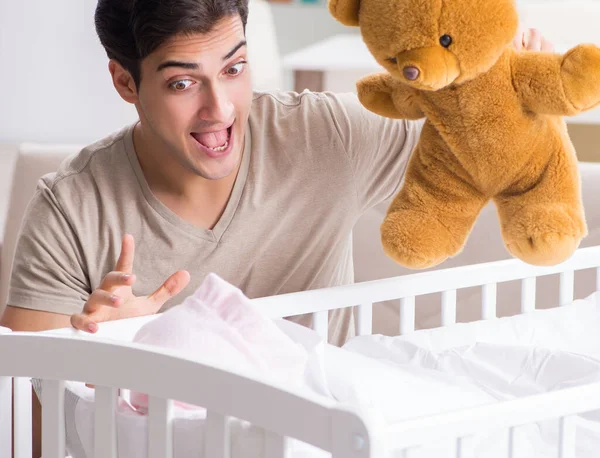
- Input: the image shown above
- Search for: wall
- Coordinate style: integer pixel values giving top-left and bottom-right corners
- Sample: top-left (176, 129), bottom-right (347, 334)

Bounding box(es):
top-left (569, 125), bottom-right (600, 162)
top-left (270, 3), bottom-right (356, 56)
top-left (0, 0), bottom-right (138, 145)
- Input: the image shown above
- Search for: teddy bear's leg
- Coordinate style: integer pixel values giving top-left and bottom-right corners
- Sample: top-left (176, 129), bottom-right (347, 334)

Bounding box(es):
top-left (494, 146), bottom-right (587, 266)
top-left (381, 147), bottom-right (487, 269)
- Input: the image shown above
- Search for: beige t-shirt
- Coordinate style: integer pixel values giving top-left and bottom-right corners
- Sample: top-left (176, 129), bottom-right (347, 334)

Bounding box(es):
top-left (8, 90), bottom-right (420, 346)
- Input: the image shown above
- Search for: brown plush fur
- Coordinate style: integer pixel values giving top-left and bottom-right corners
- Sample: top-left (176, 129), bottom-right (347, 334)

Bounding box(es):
top-left (329, 0), bottom-right (600, 269)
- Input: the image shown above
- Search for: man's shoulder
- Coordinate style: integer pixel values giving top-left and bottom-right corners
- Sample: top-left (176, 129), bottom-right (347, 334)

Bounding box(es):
top-left (252, 89), bottom-right (323, 107)
top-left (40, 124), bottom-right (134, 192)
top-left (249, 89), bottom-right (369, 141)
top-left (251, 89), bottom-right (361, 117)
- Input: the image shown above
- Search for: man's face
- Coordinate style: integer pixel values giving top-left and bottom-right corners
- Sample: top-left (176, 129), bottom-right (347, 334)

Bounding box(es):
top-left (134, 15), bottom-right (252, 180)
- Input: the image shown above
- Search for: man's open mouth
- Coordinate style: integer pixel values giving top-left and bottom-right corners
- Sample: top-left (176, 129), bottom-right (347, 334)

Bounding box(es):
top-left (191, 125), bottom-right (233, 152)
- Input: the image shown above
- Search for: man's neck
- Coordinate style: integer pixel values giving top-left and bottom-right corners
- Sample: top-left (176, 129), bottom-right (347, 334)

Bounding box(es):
top-left (132, 123), bottom-right (240, 230)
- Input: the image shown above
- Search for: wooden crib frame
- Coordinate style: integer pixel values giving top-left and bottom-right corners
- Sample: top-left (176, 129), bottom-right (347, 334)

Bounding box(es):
top-left (2, 245), bottom-right (600, 458)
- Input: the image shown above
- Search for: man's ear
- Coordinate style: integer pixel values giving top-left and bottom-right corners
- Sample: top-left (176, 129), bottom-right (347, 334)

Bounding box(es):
top-left (108, 60), bottom-right (139, 104)
top-left (328, 0), bottom-right (361, 26)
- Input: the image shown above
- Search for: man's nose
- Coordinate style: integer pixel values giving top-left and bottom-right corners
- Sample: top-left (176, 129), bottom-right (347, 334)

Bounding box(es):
top-left (199, 84), bottom-right (233, 122)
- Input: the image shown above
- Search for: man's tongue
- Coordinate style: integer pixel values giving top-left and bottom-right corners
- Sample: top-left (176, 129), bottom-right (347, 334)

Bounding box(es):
top-left (193, 129), bottom-right (228, 149)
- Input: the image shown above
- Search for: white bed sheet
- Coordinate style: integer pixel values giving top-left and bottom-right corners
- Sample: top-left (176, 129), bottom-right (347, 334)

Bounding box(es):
top-left (343, 290), bottom-right (600, 457)
top-left (47, 291), bottom-right (600, 458)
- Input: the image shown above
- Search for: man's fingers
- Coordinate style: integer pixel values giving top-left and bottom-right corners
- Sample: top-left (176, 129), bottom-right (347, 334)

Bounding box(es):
top-left (114, 234), bottom-right (135, 274)
top-left (541, 37), bottom-right (555, 53)
top-left (149, 270), bottom-right (191, 309)
top-left (70, 313), bottom-right (98, 333)
top-left (522, 28), bottom-right (545, 52)
top-left (99, 271), bottom-right (136, 292)
top-left (86, 289), bottom-right (125, 310)
top-left (513, 28), bottom-right (553, 53)
top-left (512, 26), bottom-right (525, 50)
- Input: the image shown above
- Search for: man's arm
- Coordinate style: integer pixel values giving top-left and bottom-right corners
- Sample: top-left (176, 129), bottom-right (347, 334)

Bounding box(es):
top-left (1, 307), bottom-right (71, 331)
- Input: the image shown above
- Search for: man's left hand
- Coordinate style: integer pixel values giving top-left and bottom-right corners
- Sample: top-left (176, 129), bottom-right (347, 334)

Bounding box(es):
top-left (513, 27), bottom-right (555, 52)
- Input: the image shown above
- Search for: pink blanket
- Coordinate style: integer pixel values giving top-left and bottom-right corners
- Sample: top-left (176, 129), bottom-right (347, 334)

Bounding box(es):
top-left (130, 273), bottom-right (308, 412)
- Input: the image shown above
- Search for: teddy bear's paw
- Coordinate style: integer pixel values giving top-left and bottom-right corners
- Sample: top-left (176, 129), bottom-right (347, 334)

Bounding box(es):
top-left (357, 74), bottom-right (403, 119)
top-left (502, 204), bottom-right (587, 266)
top-left (380, 210), bottom-right (464, 269)
top-left (562, 44), bottom-right (600, 112)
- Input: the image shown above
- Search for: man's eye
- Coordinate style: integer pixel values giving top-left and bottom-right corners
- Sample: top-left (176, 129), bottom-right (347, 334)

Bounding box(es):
top-left (169, 80), bottom-right (193, 91)
top-left (226, 62), bottom-right (246, 76)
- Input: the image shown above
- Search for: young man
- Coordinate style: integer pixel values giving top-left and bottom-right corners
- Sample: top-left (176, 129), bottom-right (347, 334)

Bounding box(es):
top-left (0, 0), bottom-right (552, 453)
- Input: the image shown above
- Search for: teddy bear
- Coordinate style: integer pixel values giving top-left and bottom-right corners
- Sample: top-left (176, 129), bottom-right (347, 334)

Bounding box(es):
top-left (328, 0), bottom-right (600, 269)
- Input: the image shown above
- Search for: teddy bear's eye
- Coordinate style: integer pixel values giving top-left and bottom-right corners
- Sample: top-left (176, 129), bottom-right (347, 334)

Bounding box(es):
top-left (387, 57), bottom-right (398, 64)
top-left (440, 34), bottom-right (453, 48)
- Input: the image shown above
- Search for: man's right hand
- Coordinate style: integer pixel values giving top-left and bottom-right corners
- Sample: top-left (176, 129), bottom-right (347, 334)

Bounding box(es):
top-left (70, 234), bottom-right (190, 332)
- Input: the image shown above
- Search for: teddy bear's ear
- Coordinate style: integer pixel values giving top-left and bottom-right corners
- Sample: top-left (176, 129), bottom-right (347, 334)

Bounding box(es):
top-left (328, 0), bottom-right (360, 26)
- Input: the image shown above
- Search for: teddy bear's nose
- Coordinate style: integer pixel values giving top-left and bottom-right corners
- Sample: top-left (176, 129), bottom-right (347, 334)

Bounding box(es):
top-left (403, 66), bottom-right (420, 81)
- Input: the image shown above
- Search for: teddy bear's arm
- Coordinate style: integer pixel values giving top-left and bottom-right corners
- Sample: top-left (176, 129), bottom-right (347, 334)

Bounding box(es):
top-left (356, 73), bottom-right (425, 120)
top-left (511, 44), bottom-right (600, 116)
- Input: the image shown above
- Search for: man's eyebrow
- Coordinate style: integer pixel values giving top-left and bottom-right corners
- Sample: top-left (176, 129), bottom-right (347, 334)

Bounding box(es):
top-left (155, 40), bottom-right (247, 71)
top-left (223, 40), bottom-right (247, 60)
top-left (156, 61), bottom-right (199, 72)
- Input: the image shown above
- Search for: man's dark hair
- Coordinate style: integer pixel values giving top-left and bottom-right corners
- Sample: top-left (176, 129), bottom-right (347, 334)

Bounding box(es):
top-left (94, 0), bottom-right (249, 87)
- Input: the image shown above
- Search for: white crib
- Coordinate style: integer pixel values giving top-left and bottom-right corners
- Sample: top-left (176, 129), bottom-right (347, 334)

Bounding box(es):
top-left (2, 245), bottom-right (600, 458)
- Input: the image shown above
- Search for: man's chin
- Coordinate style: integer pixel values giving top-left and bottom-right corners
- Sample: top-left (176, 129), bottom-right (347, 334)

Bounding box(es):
top-left (188, 157), bottom-right (240, 181)
top-left (196, 168), bottom-right (236, 180)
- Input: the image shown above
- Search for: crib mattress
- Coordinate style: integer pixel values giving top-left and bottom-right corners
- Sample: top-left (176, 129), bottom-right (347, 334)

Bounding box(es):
top-left (39, 291), bottom-right (600, 458)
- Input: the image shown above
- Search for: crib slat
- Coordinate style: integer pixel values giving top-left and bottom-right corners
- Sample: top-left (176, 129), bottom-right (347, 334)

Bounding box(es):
top-left (205, 411), bottom-right (231, 458)
top-left (94, 386), bottom-right (118, 458)
top-left (356, 303), bottom-right (373, 336)
top-left (559, 416), bottom-right (576, 458)
top-left (0, 377), bottom-right (11, 458)
top-left (596, 267), bottom-right (600, 292)
top-left (481, 283), bottom-right (497, 319)
top-left (399, 297), bottom-right (415, 335)
top-left (264, 430), bottom-right (290, 458)
top-left (441, 290), bottom-right (457, 326)
top-left (521, 277), bottom-right (536, 313)
top-left (508, 426), bottom-right (516, 458)
top-left (559, 271), bottom-right (575, 305)
top-left (14, 377), bottom-right (32, 458)
top-left (42, 379), bottom-right (65, 458)
top-left (456, 435), bottom-right (474, 458)
top-left (312, 310), bottom-right (328, 340)
top-left (399, 448), bottom-right (415, 458)
top-left (148, 396), bottom-right (173, 458)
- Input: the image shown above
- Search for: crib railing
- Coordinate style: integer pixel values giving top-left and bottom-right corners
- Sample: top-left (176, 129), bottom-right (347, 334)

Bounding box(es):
top-left (251, 245), bottom-right (600, 340)
top-left (2, 245), bottom-right (600, 458)
top-left (385, 378), bottom-right (600, 454)
top-left (0, 332), bottom-right (376, 458)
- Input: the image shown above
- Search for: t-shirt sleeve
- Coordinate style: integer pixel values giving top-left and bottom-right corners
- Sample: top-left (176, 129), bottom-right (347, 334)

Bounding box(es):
top-left (7, 179), bottom-right (90, 315)
top-left (322, 91), bottom-right (422, 213)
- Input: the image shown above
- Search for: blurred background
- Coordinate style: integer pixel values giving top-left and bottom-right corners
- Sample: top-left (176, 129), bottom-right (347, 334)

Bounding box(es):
top-left (0, 0), bottom-right (599, 332)
top-left (0, 0), bottom-right (598, 148)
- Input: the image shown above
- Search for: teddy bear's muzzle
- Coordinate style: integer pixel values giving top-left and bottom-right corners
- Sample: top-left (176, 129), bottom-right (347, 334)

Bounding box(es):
top-left (395, 46), bottom-right (461, 90)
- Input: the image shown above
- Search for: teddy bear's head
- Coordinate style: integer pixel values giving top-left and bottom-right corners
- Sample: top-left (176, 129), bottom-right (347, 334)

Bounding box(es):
top-left (329, 0), bottom-right (519, 90)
